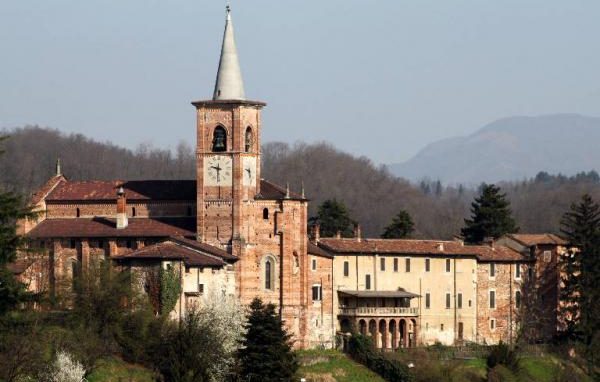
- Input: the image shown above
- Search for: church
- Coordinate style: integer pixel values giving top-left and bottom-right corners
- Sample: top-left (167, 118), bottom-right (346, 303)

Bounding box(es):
top-left (16, 7), bottom-right (565, 349)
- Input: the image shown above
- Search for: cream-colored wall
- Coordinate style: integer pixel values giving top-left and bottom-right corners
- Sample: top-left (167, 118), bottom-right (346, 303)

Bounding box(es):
top-left (333, 254), bottom-right (478, 345)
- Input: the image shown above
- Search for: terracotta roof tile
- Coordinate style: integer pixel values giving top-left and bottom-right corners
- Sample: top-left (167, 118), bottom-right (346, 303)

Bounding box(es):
top-left (256, 179), bottom-right (304, 200)
top-left (31, 175), bottom-right (66, 204)
top-left (27, 217), bottom-right (196, 238)
top-left (46, 180), bottom-right (196, 201)
top-left (169, 236), bottom-right (237, 261)
top-left (318, 238), bottom-right (527, 262)
top-left (114, 242), bottom-right (228, 267)
top-left (308, 242), bottom-right (333, 258)
top-left (507, 234), bottom-right (567, 246)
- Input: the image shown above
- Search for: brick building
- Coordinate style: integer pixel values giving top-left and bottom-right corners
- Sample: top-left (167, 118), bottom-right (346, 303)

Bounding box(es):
top-left (15, 7), bottom-right (566, 349)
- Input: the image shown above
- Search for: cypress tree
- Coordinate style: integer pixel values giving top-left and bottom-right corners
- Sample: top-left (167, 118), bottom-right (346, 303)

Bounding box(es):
top-left (309, 199), bottom-right (355, 238)
top-left (559, 194), bottom-right (600, 375)
top-left (461, 184), bottom-right (518, 244)
top-left (238, 298), bottom-right (298, 382)
top-left (381, 210), bottom-right (415, 239)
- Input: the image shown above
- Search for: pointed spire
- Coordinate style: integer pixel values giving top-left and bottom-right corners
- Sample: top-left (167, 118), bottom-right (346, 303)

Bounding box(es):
top-left (285, 182), bottom-right (290, 199)
top-left (213, 5), bottom-right (246, 101)
top-left (55, 158), bottom-right (61, 176)
top-left (301, 181), bottom-right (305, 199)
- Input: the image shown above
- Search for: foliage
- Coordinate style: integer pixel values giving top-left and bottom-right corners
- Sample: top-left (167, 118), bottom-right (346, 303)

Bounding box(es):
top-left (381, 210), bottom-right (415, 238)
top-left (309, 198), bottom-right (356, 238)
top-left (238, 298), bottom-right (298, 382)
top-left (486, 342), bottom-right (520, 372)
top-left (559, 194), bottom-right (600, 376)
top-left (297, 349), bottom-right (385, 382)
top-left (461, 184), bottom-right (519, 243)
top-left (86, 357), bottom-right (155, 382)
top-left (48, 350), bottom-right (86, 382)
top-left (346, 334), bottom-right (413, 382)
top-left (160, 265), bottom-right (182, 315)
top-left (153, 309), bottom-right (228, 382)
top-left (0, 313), bottom-right (48, 382)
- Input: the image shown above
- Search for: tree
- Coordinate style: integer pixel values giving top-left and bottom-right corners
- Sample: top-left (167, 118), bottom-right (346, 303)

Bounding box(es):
top-left (309, 199), bottom-right (355, 238)
top-left (461, 184), bottom-right (518, 244)
top-left (559, 194), bottom-right (600, 374)
top-left (238, 298), bottom-right (298, 382)
top-left (381, 210), bottom-right (415, 239)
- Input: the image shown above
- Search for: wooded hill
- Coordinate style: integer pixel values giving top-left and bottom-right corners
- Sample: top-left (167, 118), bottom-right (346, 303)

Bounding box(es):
top-left (2, 126), bottom-right (600, 238)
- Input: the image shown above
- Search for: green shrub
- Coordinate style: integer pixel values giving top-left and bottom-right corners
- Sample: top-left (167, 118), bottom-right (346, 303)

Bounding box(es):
top-left (347, 334), bottom-right (413, 382)
top-left (486, 341), bottom-right (520, 372)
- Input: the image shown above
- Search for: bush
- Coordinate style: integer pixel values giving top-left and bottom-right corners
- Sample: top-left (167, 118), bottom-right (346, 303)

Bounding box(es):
top-left (48, 350), bottom-right (86, 382)
top-left (347, 334), bottom-right (413, 382)
top-left (486, 342), bottom-right (520, 372)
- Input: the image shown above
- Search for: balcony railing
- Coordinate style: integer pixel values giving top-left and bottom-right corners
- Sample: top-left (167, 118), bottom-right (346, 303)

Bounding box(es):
top-left (339, 306), bottom-right (419, 317)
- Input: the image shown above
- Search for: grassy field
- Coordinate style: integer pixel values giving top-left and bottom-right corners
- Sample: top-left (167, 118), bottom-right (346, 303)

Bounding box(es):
top-left (297, 349), bottom-right (385, 382)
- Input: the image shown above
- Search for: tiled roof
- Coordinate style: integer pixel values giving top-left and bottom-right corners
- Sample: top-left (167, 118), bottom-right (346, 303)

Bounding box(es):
top-left (46, 180), bottom-right (196, 201)
top-left (338, 290), bottom-right (419, 299)
top-left (318, 238), bottom-right (527, 262)
top-left (506, 234), bottom-right (567, 246)
top-left (27, 217), bottom-right (196, 238)
top-left (169, 236), bottom-right (237, 261)
top-left (42, 178), bottom-right (300, 202)
top-left (114, 241), bottom-right (228, 267)
top-left (308, 241), bottom-right (333, 259)
top-left (31, 175), bottom-right (66, 204)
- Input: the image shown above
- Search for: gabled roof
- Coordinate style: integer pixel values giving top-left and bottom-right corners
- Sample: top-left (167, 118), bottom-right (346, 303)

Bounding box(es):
top-left (27, 217), bottom-right (196, 238)
top-left (114, 240), bottom-right (234, 267)
top-left (31, 175), bottom-right (66, 204)
top-left (317, 238), bottom-right (527, 262)
top-left (308, 242), bottom-right (333, 259)
top-left (46, 180), bottom-right (196, 202)
top-left (170, 236), bottom-right (237, 261)
top-left (257, 179), bottom-right (304, 200)
top-left (505, 234), bottom-right (567, 246)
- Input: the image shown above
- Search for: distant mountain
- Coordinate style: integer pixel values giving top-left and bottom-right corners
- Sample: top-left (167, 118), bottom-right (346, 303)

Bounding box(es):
top-left (389, 114), bottom-right (600, 184)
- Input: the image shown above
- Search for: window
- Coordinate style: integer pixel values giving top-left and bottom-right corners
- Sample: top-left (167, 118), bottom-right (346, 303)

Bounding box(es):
top-left (343, 261), bottom-right (349, 277)
top-left (212, 126), bottom-right (227, 152)
top-left (490, 319), bottom-right (496, 330)
top-left (489, 290), bottom-right (496, 309)
top-left (312, 285), bottom-right (322, 301)
top-left (132, 207), bottom-right (136, 217)
top-left (365, 274), bottom-right (371, 290)
top-left (70, 239), bottom-right (77, 249)
top-left (468, 299), bottom-right (472, 307)
top-left (425, 293), bottom-right (430, 309)
top-left (380, 258), bottom-right (385, 271)
top-left (446, 259), bottom-right (451, 272)
top-left (265, 258), bottom-right (273, 290)
top-left (245, 127), bottom-right (253, 152)
top-left (515, 264), bottom-right (521, 279)
top-left (263, 208), bottom-right (269, 220)
top-left (543, 250), bottom-right (552, 263)
top-left (458, 322), bottom-right (464, 340)
top-left (457, 293), bottom-right (463, 309)
top-left (441, 324), bottom-right (444, 331)
top-left (446, 293), bottom-right (451, 309)
top-left (185, 266), bottom-right (190, 273)
top-left (393, 258), bottom-right (398, 272)
top-left (311, 258), bottom-right (317, 271)
top-left (198, 283), bottom-right (204, 294)
top-left (405, 258), bottom-right (411, 272)
top-left (490, 263), bottom-right (496, 278)
top-left (76, 207), bottom-right (81, 217)
top-left (425, 258), bottom-right (430, 272)
top-left (515, 291), bottom-right (521, 308)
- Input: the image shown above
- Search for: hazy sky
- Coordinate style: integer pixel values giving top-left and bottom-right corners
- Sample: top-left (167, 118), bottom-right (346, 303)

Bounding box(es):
top-left (1, 1), bottom-right (599, 164)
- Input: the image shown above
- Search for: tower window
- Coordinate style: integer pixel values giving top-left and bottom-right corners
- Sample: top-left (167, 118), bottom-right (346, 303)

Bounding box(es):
top-left (264, 257), bottom-right (275, 290)
top-left (312, 284), bottom-right (322, 301)
top-left (263, 208), bottom-right (269, 220)
top-left (343, 261), bottom-right (349, 277)
top-left (212, 126), bottom-right (227, 152)
top-left (76, 208), bottom-right (80, 218)
top-left (245, 127), bottom-right (253, 152)
top-left (132, 207), bottom-right (136, 217)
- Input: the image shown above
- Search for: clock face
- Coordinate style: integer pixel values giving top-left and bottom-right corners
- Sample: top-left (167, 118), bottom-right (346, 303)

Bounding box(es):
top-left (204, 155), bottom-right (232, 186)
top-left (242, 156), bottom-right (257, 186)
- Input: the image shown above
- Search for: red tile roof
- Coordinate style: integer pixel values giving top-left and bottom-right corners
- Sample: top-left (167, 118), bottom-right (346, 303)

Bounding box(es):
top-left (46, 180), bottom-right (196, 201)
top-left (257, 179), bottom-right (304, 200)
top-left (318, 238), bottom-right (527, 262)
top-left (31, 175), bottom-right (66, 204)
top-left (169, 236), bottom-right (237, 261)
top-left (114, 241), bottom-right (228, 267)
top-left (27, 217), bottom-right (196, 238)
top-left (506, 234), bottom-right (567, 246)
top-left (308, 241), bottom-right (333, 258)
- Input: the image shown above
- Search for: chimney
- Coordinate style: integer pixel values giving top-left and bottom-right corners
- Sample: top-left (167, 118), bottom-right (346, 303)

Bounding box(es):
top-left (483, 237), bottom-right (494, 248)
top-left (55, 158), bottom-right (62, 176)
top-left (335, 230), bottom-right (342, 239)
top-left (354, 224), bottom-right (362, 242)
top-left (437, 242), bottom-right (444, 251)
top-left (311, 223), bottom-right (321, 243)
top-left (116, 186), bottom-right (128, 229)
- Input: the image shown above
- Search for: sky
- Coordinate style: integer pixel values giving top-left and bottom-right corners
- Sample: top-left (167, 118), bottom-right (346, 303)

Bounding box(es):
top-left (1, 1), bottom-right (599, 164)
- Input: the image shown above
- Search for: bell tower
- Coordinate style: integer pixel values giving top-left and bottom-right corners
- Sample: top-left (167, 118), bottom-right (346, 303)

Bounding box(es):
top-left (194, 6), bottom-right (265, 245)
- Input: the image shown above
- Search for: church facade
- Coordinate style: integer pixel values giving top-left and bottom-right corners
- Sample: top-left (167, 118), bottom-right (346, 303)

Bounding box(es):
top-left (16, 8), bottom-right (565, 349)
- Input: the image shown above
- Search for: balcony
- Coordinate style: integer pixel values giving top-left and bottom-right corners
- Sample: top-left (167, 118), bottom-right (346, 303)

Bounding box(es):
top-left (339, 306), bottom-right (418, 317)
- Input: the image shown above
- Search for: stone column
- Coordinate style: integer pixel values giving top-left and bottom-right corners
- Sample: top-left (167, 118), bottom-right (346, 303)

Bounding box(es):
top-left (394, 319), bottom-right (401, 349)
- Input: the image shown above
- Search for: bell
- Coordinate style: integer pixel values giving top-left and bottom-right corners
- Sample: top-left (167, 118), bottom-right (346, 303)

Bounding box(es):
top-left (212, 128), bottom-right (227, 152)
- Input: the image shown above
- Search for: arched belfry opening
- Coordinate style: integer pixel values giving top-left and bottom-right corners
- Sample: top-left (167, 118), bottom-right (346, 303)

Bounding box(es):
top-left (245, 127), bottom-right (253, 152)
top-left (212, 126), bottom-right (227, 152)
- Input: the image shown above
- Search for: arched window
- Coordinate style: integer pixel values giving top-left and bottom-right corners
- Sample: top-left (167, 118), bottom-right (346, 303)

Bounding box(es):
top-left (76, 208), bottom-right (80, 218)
top-left (265, 258), bottom-right (273, 290)
top-left (245, 127), bottom-right (253, 152)
top-left (263, 208), bottom-right (269, 220)
top-left (212, 126), bottom-right (227, 152)
top-left (132, 207), bottom-right (136, 217)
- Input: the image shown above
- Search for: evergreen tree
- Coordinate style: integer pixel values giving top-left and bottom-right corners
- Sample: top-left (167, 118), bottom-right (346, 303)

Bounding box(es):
top-left (559, 194), bottom-right (600, 374)
top-left (0, 136), bottom-right (37, 315)
top-left (381, 210), bottom-right (415, 239)
top-left (309, 199), bottom-right (355, 238)
top-left (238, 298), bottom-right (297, 382)
top-left (461, 184), bottom-right (518, 244)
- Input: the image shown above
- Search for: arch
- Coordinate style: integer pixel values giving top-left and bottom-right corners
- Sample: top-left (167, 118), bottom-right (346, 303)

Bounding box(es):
top-left (245, 126), bottom-right (253, 152)
top-left (368, 319), bottom-right (377, 338)
top-left (358, 319), bottom-right (367, 335)
top-left (263, 208), bottom-right (269, 220)
top-left (400, 319), bottom-right (407, 348)
top-left (410, 318), bottom-right (418, 348)
top-left (389, 320), bottom-right (398, 349)
top-left (340, 318), bottom-right (352, 334)
top-left (379, 319), bottom-right (388, 349)
top-left (212, 126), bottom-right (227, 152)
top-left (263, 255), bottom-right (276, 291)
